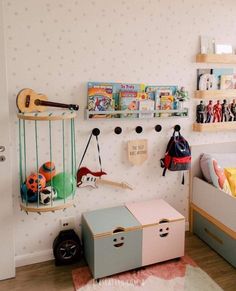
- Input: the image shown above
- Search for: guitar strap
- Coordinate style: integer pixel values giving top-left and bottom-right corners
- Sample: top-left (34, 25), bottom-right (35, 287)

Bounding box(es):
top-left (78, 131), bottom-right (103, 172)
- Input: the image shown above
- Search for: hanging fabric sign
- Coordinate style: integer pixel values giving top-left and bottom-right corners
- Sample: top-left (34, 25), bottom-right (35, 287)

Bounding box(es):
top-left (128, 139), bottom-right (148, 165)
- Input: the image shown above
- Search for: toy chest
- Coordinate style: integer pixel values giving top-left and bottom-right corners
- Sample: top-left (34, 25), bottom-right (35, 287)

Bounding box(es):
top-left (126, 199), bottom-right (185, 266)
top-left (82, 206), bottom-right (142, 279)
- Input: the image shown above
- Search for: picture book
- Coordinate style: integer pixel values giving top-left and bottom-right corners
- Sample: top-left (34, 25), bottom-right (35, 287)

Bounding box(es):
top-left (160, 95), bottom-right (174, 110)
top-left (220, 75), bottom-right (234, 89)
top-left (87, 86), bottom-right (114, 118)
top-left (88, 82), bottom-right (145, 111)
top-left (119, 91), bottom-right (138, 118)
top-left (212, 68), bottom-right (234, 89)
top-left (160, 95), bottom-right (174, 117)
top-left (137, 92), bottom-right (148, 100)
top-left (197, 69), bottom-right (213, 90)
top-left (154, 86), bottom-right (177, 110)
top-left (138, 99), bottom-right (154, 118)
top-left (233, 74), bottom-right (236, 89)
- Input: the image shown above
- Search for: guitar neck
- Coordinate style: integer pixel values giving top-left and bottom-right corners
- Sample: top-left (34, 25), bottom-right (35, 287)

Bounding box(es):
top-left (35, 99), bottom-right (79, 111)
top-left (96, 179), bottom-right (133, 190)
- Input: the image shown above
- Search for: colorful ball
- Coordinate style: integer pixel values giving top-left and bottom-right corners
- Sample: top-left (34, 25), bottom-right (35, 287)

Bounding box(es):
top-left (39, 161), bottom-right (56, 182)
top-left (20, 183), bottom-right (38, 203)
top-left (52, 172), bottom-right (76, 199)
top-left (26, 173), bottom-right (46, 192)
top-left (39, 186), bottom-right (57, 205)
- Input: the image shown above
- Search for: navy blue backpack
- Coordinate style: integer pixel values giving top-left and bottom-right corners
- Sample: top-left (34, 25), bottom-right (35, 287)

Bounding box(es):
top-left (160, 130), bottom-right (191, 184)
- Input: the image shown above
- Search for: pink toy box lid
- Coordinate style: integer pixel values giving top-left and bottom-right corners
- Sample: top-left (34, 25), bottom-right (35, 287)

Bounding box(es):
top-left (126, 199), bottom-right (185, 226)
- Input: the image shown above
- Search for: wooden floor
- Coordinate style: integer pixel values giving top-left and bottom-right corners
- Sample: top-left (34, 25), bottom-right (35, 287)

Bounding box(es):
top-left (0, 232), bottom-right (236, 291)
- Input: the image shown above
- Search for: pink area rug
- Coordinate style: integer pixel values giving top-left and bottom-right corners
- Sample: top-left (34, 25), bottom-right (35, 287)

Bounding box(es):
top-left (72, 256), bottom-right (222, 291)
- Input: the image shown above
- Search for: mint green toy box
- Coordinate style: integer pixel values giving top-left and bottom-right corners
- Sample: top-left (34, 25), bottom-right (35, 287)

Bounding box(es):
top-left (82, 206), bottom-right (142, 279)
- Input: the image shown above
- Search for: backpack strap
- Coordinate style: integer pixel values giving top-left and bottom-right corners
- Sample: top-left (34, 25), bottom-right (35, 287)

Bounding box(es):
top-left (162, 167), bottom-right (167, 177)
top-left (182, 172), bottom-right (185, 185)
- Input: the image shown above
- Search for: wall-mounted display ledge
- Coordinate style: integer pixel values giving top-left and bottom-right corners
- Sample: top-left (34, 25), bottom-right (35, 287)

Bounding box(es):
top-left (85, 108), bottom-right (188, 120)
top-left (194, 89), bottom-right (236, 99)
top-left (196, 54), bottom-right (236, 64)
top-left (193, 121), bottom-right (236, 132)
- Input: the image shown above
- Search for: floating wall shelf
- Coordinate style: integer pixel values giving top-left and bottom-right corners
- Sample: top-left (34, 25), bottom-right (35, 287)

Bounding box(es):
top-left (85, 108), bottom-right (189, 120)
top-left (193, 121), bottom-right (236, 132)
top-left (194, 89), bottom-right (236, 99)
top-left (196, 54), bottom-right (236, 64)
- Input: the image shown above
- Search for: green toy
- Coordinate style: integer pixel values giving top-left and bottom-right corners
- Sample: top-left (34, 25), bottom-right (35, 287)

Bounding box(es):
top-left (52, 172), bottom-right (76, 199)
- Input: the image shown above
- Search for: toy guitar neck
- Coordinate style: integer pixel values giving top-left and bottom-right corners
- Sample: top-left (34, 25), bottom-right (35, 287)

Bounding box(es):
top-left (17, 88), bottom-right (79, 113)
top-left (96, 179), bottom-right (133, 190)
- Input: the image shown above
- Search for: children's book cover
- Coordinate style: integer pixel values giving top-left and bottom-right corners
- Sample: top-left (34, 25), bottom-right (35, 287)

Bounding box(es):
top-left (220, 75), bottom-right (234, 89)
top-left (160, 95), bottom-right (174, 117)
top-left (212, 68), bottom-right (234, 89)
top-left (88, 82), bottom-right (145, 111)
top-left (87, 86), bottom-right (114, 118)
top-left (160, 95), bottom-right (174, 110)
top-left (120, 91), bottom-right (138, 118)
top-left (138, 99), bottom-right (154, 118)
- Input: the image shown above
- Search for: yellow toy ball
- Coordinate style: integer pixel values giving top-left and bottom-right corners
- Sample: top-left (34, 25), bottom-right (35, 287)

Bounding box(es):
top-left (26, 173), bottom-right (46, 192)
top-left (39, 161), bottom-right (56, 182)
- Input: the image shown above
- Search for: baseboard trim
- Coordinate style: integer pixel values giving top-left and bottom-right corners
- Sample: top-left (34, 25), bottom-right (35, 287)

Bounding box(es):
top-left (15, 249), bottom-right (54, 267)
top-left (15, 222), bottom-right (190, 267)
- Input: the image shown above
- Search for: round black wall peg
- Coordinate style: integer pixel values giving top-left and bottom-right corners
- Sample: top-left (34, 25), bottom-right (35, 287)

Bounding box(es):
top-left (155, 125), bottom-right (162, 132)
top-left (135, 126), bottom-right (143, 134)
top-left (174, 125), bottom-right (181, 132)
top-left (92, 128), bottom-right (100, 136)
top-left (114, 127), bottom-right (122, 135)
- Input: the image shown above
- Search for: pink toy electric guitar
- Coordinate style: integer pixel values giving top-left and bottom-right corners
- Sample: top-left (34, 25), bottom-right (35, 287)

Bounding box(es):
top-left (77, 167), bottom-right (133, 190)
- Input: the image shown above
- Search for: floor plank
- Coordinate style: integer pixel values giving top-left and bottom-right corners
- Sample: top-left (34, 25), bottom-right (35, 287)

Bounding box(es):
top-left (0, 232), bottom-right (235, 290)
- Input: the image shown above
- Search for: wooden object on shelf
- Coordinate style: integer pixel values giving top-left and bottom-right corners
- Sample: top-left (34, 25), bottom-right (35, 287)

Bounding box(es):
top-left (196, 54), bottom-right (236, 64)
top-left (193, 121), bottom-right (236, 132)
top-left (195, 89), bottom-right (236, 99)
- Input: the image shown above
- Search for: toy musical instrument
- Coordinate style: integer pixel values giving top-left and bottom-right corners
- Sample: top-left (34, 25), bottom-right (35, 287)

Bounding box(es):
top-left (16, 88), bottom-right (79, 113)
top-left (77, 167), bottom-right (133, 190)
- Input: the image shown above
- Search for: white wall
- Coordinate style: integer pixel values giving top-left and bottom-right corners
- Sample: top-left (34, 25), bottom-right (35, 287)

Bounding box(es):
top-left (3, 0), bottom-right (236, 266)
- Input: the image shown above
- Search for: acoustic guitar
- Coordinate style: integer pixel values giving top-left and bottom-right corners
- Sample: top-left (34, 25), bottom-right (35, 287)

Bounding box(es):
top-left (16, 88), bottom-right (79, 113)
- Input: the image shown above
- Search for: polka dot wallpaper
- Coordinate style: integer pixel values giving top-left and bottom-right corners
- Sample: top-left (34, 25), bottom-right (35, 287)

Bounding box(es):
top-left (3, 0), bottom-right (236, 264)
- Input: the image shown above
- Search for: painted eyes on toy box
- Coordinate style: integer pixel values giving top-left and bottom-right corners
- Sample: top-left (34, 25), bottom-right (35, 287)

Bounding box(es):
top-left (113, 227), bottom-right (125, 248)
top-left (113, 237), bottom-right (125, 248)
top-left (159, 219), bottom-right (170, 238)
top-left (159, 227), bottom-right (169, 238)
